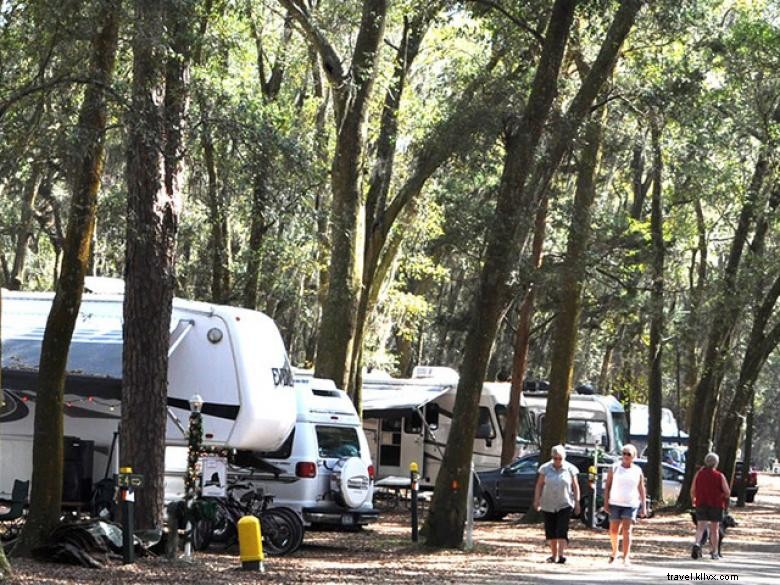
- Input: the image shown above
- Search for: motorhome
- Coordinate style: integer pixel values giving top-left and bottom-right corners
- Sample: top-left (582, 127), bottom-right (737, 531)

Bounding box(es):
top-left (629, 403), bottom-right (687, 455)
top-left (0, 290), bottom-right (297, 501)
top-left (361, 367), bottom-right (536, 488)
top-left (522, 390), bottom-right (629, 455)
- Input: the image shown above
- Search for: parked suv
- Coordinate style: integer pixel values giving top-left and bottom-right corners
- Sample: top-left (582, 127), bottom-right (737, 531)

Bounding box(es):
top-left (732, 461), bottom-right (758, 503)
top-left (232, 374), bottom-right (378, 528)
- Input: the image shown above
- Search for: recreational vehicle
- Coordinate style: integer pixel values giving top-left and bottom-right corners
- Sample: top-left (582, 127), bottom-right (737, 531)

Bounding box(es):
top-left (523, 391), bottom-right (629, 455)
top-left (0, 290), bottom-right (297, 501)
top-left (361, 367), bottom-right (536, 488)
top-left (176, 371), bottom-right (378, 528)
top-left (629, 403), bottom-right (687, 455)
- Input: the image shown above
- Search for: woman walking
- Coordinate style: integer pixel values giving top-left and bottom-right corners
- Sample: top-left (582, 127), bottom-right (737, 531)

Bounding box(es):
top-left (604, 443), bottom-right (646, 565)
top-left (691, 452), bottom-right (731, 560)
top-left (534, 445), bottom-right (581, 564)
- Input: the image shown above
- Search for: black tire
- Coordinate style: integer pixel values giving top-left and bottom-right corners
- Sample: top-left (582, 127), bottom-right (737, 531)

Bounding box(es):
top-left (581, 496), bottom-right (609, 529)
top-left (268, 507), bottom-right (304, 553)
top-left (209, 500), bottom-right (236, 545)
top-left (473, 493), bottom-right (504, 521)
top-left (260, 508), bottom-right (301, 556)
top-left (192, 516), bottom-right (214, 551)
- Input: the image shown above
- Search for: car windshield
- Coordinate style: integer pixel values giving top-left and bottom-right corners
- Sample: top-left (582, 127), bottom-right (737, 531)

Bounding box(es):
top-left (508, 456), bottom-right (539, 474)
top-left (315, 425), bottom-right (361, 459)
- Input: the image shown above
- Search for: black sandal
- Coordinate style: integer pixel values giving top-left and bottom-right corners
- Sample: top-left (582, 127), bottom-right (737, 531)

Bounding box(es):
top-left (557, 557), bottom-right (566, 564)
top-left (546, 556), bottom-right (556, 563)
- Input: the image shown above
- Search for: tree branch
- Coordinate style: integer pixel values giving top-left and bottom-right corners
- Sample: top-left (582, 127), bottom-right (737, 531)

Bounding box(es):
top-left (464, 0), bottom-right (544, 45)
top-left (276, 0), bottom-right (345, 86)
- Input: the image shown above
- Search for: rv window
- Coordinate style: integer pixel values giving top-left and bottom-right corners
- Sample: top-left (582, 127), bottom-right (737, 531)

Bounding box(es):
top-left (380, 445), bottom-right (401, 467)
top-left (404, 413), bottom-right (423, 434)
top-left (382, 417), bottom-right (402, 432)
top-left (518, 407), bottom-right (535, 443)
top-left (495, 404), bottom-right (535, 443)
top-left (474, 407), bottom-right (495, 439)
top-left (495, 405), bottom-right (507, 435)
top-left (237, 428), bottom-right (295, 463)
top-left (612, 412), bottom-right (628, 452)
top-left (315, 426), bottom-right (361, 459)
top-left (539, 415), bottom-right (608, 448)
top-left (425, 403), bottom-right (439, 430)
top-left (566, 420), bottom-right (607, 447)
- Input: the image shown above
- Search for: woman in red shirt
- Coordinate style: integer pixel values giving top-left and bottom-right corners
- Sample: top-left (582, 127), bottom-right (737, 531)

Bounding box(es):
top-left (690, 452), bottom-right (731, 560)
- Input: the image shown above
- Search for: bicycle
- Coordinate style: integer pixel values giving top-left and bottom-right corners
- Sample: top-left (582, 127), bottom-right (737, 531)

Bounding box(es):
top-left (196, 482), bottom-right (304, 556)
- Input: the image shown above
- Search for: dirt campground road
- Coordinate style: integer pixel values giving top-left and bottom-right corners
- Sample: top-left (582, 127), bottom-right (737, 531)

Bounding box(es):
top-left (6, 475), bottom-right (780, 584)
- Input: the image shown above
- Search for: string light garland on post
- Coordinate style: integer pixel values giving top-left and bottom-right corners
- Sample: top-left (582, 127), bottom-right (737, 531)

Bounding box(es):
top-left (179, 394), bottom-right (228, 559)
top-left (183, 394), bottom-right (204, 559)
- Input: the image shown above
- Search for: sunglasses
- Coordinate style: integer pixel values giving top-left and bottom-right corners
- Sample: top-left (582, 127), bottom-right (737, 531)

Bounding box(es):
top-left (622, 452), bottom-right (633, 457)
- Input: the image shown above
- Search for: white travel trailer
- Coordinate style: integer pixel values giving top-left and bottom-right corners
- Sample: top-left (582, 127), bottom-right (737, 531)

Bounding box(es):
top-left (361, 367), bottom-right (536, 488)
top-left (522, 391), bottom-right (629, 455)
top-left (0, 290), bottom-right (297, 500)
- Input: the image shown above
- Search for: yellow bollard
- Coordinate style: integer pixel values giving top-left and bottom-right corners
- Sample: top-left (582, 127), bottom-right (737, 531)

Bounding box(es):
top-left (237, 515), bottom-right (264, 572)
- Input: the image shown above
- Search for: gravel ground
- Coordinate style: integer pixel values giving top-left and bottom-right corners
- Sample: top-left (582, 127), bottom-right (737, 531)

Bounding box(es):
top-left (4, 475), bottom-right (780, 584)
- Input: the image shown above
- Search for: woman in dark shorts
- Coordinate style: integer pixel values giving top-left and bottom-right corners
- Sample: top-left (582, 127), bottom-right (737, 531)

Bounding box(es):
top-left (691, 452), bottom-right (731, 560)
top-left (533, 445), bottom-right (581, 564)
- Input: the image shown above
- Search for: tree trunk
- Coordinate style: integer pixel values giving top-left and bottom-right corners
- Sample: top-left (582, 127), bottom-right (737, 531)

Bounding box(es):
top-left (501, 193), bottom-right (548, 467)
top-left (242, 161), bottom-right (270, 309)
top-left (348, 5), bottom-right (435, 402)
top-left (681, 198), bottom-right (708, 428)
top-left (8, 165), bottom-right (43, 290)
top-left (279, 0), bottom-right (388, 392)
top-left (425, 1), bottom-right (643, 546)
top-left (678, 150), bottom-right (770, 508)
top-left (122, 0), bottom-right (191, 530)
top-left (425, 0), bottom-right (578, 547)
top-left (736, 398), bottom-right (754, 507)
top-left (200, 101), bottom-right (230, 303)
top-left (646, 118), bottom-right (665, 503)
top-left (541, 112), bottom-right (604, 462)
top-left (350, 44), bottom-right (507, 406)
top-left (242, 6), bottom-right (291, 310)
top-left (716, 272), bottom-right (780, 489)
top-left (13, 1), bottom-right (119, 555)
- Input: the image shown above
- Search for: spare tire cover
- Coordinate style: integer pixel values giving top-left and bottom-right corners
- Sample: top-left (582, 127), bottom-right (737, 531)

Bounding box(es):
top-left (333, 457), bottom-right (371, 508)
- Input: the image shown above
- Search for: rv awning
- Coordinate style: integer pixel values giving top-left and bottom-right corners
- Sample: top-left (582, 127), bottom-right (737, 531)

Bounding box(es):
top-left (362, 383), bottom-right (452, 418)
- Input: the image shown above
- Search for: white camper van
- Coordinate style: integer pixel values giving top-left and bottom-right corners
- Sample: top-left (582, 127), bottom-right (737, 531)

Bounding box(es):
top-left (629, 403), bottom-right (687, 455)
top-left (362, 367), bottom-right (536, 488)
top-left (523, 391), bottom-right (628, 455)
top-left (216, 372), bottom-right (378, 528)
top-left (0, 291), bottom-right (297, 500)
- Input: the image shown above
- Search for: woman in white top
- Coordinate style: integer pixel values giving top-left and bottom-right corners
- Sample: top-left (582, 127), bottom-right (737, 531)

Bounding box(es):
top-left (604, 443), bottom-right (646, 565)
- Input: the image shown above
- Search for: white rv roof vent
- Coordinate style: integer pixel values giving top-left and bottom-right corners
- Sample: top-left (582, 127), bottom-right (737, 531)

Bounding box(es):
top-left (412, 366), bottom-right (459, 384)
